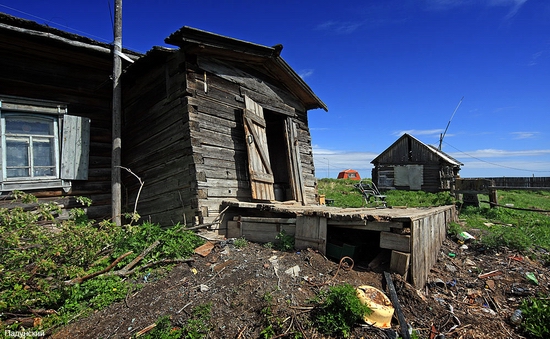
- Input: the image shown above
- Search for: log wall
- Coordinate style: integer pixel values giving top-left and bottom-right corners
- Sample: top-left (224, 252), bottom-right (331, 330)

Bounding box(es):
top-left (0, 20), bottom-right (122, 220)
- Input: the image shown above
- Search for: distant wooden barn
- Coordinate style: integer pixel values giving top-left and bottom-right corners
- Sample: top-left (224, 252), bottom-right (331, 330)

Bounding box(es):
top-left (371, 134), bottom-right (462, 192)
top-left (121, 27), bottom-right (328, 226)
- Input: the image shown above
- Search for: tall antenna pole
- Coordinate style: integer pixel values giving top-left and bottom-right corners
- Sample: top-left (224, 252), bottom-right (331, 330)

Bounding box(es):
top-left (112, 0), bottom-right (122, 226)
top-left (439, 96), bottom-right (463, 150)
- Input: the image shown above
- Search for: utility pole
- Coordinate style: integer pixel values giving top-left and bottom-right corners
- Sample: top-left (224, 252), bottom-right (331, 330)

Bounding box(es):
top-left (112, 0), bottom-right (122, 226)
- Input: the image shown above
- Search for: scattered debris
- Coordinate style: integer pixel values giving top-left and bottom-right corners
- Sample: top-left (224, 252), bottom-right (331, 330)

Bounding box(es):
top-left (194, 241), bottom-right (215, 257)
top-left (478, 270), bottom-right (502, 279)
top-left (284, 265), bottom-right (301, 277)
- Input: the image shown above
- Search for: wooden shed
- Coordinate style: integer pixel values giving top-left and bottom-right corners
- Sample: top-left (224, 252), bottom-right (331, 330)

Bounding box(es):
top-left (121, 26), bottom-right (327, 226)
top-left (371, 134), bottom-right (462, 193)
top-left (0, 13), bottom-right (139, 218)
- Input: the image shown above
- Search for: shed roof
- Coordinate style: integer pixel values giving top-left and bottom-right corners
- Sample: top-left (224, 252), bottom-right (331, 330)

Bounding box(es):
top-left (165, 26), bottom-right (328, 112)
top-left (371, 133), bottom-right (463, 166)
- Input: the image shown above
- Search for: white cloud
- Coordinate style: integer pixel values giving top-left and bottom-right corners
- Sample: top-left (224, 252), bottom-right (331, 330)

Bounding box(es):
top-left (312, 147), bottom-right (378, 178)
top-left (299, 69), bottom-right (314, 79)
top-left (425, 0), bottom-right (528, 19)
top-left (313, 145), bottom-right (550, 179)
top-left (511, 131), bottom-right (538, 139)
top-left (315, 21), bottom-right (362, 34)
top-left (449, 148), bottom-right (550, 158)
top-left (528, 51), bottom-right (543, 66)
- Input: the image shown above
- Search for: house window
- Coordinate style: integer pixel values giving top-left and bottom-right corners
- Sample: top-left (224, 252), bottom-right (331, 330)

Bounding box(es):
top-left (3, 114), bottom-right (59, 179)
top-left (0, 95), bottom-right (90, 193)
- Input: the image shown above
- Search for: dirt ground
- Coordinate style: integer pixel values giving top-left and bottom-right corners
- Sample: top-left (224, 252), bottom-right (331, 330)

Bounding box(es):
top-left (50, 231), bottom-right (550, 339)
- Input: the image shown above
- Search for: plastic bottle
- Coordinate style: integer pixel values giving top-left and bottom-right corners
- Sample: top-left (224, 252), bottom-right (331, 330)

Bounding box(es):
top-left (510, 309), bottom-right (522, 326)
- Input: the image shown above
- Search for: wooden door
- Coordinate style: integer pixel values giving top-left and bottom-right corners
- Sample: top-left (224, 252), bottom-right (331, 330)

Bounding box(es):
top-left (285, 118), bottom-right (305, 204)
top-left (243, 95), bottom-right (275, 201)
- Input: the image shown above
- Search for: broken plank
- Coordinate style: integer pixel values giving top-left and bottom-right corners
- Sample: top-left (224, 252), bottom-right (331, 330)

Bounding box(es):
top-left (390, 250), bottom-right (410, 278)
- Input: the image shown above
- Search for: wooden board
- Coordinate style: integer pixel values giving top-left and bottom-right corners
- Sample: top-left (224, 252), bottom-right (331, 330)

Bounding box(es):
top-left (390, 250), bottom-right (410, 278)
top-left (294, 216), bottom-right (327, 254)
top-left (243, 95), bottom-right (275, 201)
top-left (379, 232), bottom-right (411, 252)
top-left (410, 208), bottom-right (452, 287)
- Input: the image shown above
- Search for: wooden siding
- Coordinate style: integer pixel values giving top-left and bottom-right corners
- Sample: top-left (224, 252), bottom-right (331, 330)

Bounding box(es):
top-left (122, 53), bottom-right (197, 226)
top-left (0, 18), bottom-right (120, 220)
top-left (185, 58), bottom-right (317, 223)
top-left (410, 206), bottom-right (456, 287)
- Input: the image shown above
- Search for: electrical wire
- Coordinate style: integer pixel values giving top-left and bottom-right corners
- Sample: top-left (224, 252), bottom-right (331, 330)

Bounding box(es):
top-left (443, 141), bottom-right (550, 173)
top-left (0, 3), bottom-right (111, 43)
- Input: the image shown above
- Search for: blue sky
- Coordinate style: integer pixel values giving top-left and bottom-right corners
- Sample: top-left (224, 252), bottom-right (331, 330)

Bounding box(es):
top-left (2, 0), bottom-right (549, 179)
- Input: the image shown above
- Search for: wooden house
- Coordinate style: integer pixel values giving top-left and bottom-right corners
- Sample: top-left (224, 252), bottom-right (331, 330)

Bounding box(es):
top-left (371, 133), bottom-right (462, 193)
top-left (0, 13), bottom-right (139, 218)
top-left (121, 27), bottom-right (327, 226)
top-left (0, 14), bottom-right (459, 287)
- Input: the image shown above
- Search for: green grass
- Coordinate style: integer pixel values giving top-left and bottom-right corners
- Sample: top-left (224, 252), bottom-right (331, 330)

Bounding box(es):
top-left (458, 190), bottom-right (550, 252)
top-left (318, 180), bottom-right (550, 339)
top-left (317, 178), bottom-right (455, 208)
top-left (318, 179), bottom-right (550, 252)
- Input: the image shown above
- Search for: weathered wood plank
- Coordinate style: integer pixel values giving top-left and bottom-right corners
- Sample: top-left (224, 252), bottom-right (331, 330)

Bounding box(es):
top-left (390, 250), bottom-right (410, 277)
top-left (380, 232), bottom-right (411, 252)
top-left (295, 216), bottom-right (327, 253)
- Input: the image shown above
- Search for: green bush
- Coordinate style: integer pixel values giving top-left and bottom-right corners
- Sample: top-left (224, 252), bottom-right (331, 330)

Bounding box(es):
top-left (0, 192), bottom-right (204, 332)
top-left (275, 230), bottom-right (295, 251)
top-left (312, 284), bottom-right (371, 337)
top-left (520, 294), bottom-right (550, 338)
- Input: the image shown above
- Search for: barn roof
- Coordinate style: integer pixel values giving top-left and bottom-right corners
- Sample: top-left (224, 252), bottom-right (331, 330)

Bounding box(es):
top-left (165, 26), bottom-right (328, 112)
top-left (371, 133), bottom-right (463, 166)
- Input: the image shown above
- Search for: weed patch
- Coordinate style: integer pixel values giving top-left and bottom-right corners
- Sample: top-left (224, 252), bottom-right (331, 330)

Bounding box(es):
top-left (520, 294), bottom-right (550, 338)
top-left (311, 283), bottom-right (371, 337)
top-left (0, 191), bottom-right (203, 333)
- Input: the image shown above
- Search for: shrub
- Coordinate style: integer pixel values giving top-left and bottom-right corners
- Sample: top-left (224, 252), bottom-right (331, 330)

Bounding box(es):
top-left (520, 294), bottom-right (550, 338)
top-left (275, 230), bottom-right (295, 251)
top-left (312, 284), bottom-right (371, 337)
top-left (0, 192), bottom-right (204, 332)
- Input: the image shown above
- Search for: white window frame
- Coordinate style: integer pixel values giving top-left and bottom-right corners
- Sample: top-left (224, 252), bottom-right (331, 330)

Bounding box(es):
top-left (2, 113), bottom-right (60, 180)
top-left (0, 95), bottom-right (90, 193)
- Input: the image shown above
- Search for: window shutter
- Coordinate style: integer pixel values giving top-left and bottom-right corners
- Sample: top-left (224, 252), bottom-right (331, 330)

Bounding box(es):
top-left (61, 115), bottom-right (90, 180)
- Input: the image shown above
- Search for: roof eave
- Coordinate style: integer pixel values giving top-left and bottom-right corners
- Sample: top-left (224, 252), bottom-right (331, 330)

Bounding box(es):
top-left (165, 26), bottom-right (327, 112)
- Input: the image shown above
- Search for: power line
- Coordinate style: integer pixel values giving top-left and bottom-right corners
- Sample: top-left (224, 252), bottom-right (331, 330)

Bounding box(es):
top-left (443, 141), bottom-right (550, 173)
top-left (0, 3), bottom-right (111, 43)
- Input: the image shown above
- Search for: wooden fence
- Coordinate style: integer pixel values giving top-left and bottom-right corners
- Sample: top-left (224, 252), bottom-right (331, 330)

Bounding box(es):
top-left (470, 177), bottom-right (550, 190)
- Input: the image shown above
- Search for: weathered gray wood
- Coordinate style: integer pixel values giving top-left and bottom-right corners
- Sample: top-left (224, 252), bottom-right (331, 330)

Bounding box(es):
top-left (238, 216), bottom-right (297, 224)
top-left (328, 222), bottom-right (398, 232)
top-left (379, 232), bottom-right (411, 252)
top-left (295, 216), bottom-right (327, 254)
top-left (240, 222), bottom-right (296, 243)
top-left (226, 220), bottom-right (241, 238)
top-left (410, 208), bottom-right (450, 287)
top-left (390, 250), bottom-right (410, 277)
top-left (286, 118), bottom-right (305, 204)
top-left (243, 95), bottom-right (274, 201)
top-left (61, 115), bottom-right (91, 180)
